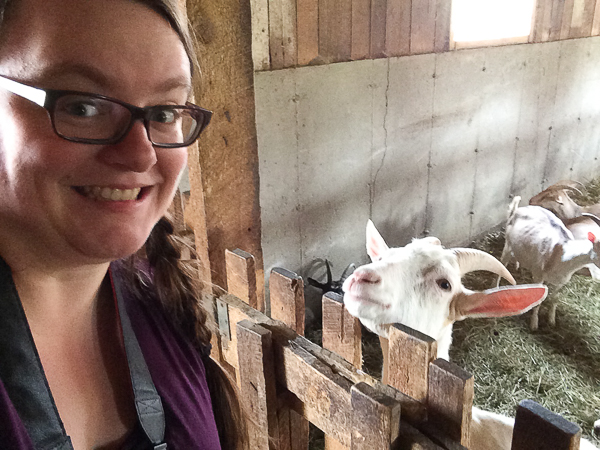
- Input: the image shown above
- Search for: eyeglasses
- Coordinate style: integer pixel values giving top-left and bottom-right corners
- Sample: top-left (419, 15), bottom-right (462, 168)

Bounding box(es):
top-left (0, 75), bottom-right (212, 148)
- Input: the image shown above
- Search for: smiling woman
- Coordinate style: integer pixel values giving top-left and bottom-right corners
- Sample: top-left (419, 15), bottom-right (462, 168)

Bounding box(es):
top-left (0, 1), bottom-right (245, 449)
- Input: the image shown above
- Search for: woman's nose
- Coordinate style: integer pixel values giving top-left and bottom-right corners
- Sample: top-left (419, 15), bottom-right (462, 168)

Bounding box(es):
top-left (99, 121), bottom-right (157, 172)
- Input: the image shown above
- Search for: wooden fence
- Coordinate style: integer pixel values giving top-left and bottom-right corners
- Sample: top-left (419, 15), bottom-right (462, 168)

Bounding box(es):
top-left (211, 248), bottom-right (587, 449)
top-left (251, 0), bottom-right (600, 71)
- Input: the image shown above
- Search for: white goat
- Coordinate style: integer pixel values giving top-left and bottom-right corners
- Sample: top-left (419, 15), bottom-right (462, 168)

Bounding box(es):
top-left (529, 180), bottom-right (600, 220)
top-left (500, 196), bottom-right (600, 330)
top-left (342, 220), bottom-right (598, 450)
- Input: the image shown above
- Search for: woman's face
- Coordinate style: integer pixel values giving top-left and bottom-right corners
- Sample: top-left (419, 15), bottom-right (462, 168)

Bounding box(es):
top-left (0, 0), bottom-right (191, 267)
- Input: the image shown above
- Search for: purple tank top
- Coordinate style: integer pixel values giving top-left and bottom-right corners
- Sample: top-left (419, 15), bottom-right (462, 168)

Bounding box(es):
top-left (0, 265), bottom-right (221, 450)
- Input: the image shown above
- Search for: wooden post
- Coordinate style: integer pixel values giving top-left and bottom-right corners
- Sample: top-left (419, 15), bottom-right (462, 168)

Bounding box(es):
top-left (322, 292), bottom-right (362, 368)
top-left (350, 382), bottom-right (401, 449)
top-left (511, 399), bottom-right (582, 450)
top-left (427, 358), bottom-right (474, 448)
top-left (385, 324), bottom-right (437, 403)
top-left (236, 320), bottom-right (279, 449)
top-left (269, 267), bottom-right (305, 335)
top-left (225, 248), bottom-right (262, 312)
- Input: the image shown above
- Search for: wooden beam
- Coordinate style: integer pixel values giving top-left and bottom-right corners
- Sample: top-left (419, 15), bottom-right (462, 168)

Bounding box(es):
top-left (434, 0), bottom-right (452, 52)
top-left (322, 292), bottom-right (362, 368)
top-left (427, 358), bottom-right (473, 448)
top-left (371, 0), bottom-right (388, 58)
top-left (385, 324), bottom-right (438, 403)
top-left (351, 0), bottom-right (371, 60)
top-left (225, 248), bottom-right (261, 311)
top-left (319, 0), bottom-right (352, 63)
top-left (560, 0), bottom-right (576, 39)
top-left (282, 0), bottom-right (298, 67)
top-left (549, 0), bottom-right (566, 41)
top-left (297, 0), bottom-right (319, 65)
top-left (410, 0), bottom-right (436, 54)
top-left (511, 400), bottom-right (582, 450)
top-left (385, 0), bottom-right (411, 57)
top-left (250, 0), bottom-right (270, 70)
top-left (269, 267), bottom-right (305, 335)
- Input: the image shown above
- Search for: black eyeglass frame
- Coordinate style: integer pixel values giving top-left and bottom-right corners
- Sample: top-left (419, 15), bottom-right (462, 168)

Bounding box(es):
top-left (0, 74), bottom-right (213, 148)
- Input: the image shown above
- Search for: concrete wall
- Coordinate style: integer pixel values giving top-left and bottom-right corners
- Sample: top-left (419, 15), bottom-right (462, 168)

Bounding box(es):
top-left (255, 37), bottom-right (600, 288)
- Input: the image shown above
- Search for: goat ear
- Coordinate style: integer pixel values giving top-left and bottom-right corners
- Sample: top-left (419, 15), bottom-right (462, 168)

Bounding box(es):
top-left (366, 219), bottom-right (389, 261)
top-left (452, 285), bottom-right (547, 321)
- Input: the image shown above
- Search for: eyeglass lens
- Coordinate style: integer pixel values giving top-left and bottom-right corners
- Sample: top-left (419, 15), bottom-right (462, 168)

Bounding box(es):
top-left (53, 94), bottom-right (201, 145)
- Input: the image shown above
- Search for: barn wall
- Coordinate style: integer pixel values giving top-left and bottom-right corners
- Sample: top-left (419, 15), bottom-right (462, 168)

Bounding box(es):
top-left (256, 36), bottom-right (600, 284)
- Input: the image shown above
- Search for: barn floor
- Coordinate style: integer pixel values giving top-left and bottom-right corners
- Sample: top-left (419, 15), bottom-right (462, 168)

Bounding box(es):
top-left (306, 179), bottom-right (600, 448)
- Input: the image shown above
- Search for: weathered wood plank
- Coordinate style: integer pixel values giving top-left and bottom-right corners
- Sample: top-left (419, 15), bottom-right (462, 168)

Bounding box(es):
top-left (569, 0), bottom-right (595, 37)
top-left (371, 0), bottom-right (388, 58)
top-left (225, 248), bottom-right (260, 311)
top-left (385, 0), bottom-right (411, 57)
top-left (297, 0), bottom-right (319, 65)
top-left (434, 0), bottom-right (451, 52)
top-left (560, 0), bottom-right (576, 39)
top-left (269, 267), bottom-right (305, 335)
top-left (351, 0), bottom-right (371, 60)
top-left (533, 0), bottom-right (553, 42)
top-left (281, 0), bottom-right (298, 68)
top-left (593, 0), bottom-right (600, 35)
top-left (319, 0), bottom-right (352, 63)
top-left (549, 0), bottom-right (566, 40)
top-left (250, 0), bottom-right (270, 70)
top-left (427, 358), bottom-right (474, 448)
top-left (385, 324), bottom-right (438, 402)
top-left (276, 392), bottom-right (310, 450)
top-left (410, 0), bottom-right (436, 54)
top-left (270, 0), bottom-right (285, 69)
top-left (236, 320), bottom-right (279, 449)
top-left (322, 292), bottom-right (362, 368)
top-left (350, 382), bottom-right (401, 449)
top-left (511, 399), bottom-right (582, 450)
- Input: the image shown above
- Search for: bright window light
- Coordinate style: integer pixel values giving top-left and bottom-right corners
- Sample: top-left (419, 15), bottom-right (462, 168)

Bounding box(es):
top-left (452, 0), bottom-right (536, 42)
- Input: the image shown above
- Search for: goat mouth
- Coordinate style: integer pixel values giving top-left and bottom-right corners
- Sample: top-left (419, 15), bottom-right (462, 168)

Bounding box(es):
top-left (344, 293), bottom-right (389, 309)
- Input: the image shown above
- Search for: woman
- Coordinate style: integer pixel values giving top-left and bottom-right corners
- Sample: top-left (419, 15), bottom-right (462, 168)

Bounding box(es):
top-left (0, 0), bottom-right (245, 448)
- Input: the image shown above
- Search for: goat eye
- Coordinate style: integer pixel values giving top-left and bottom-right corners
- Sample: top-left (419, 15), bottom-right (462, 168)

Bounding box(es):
top-left (437, 279), bottom-right (451, 290)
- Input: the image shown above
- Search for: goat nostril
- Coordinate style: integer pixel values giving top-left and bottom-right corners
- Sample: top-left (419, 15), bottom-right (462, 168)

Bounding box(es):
top-left (355, 269), bottom-right (381, 284)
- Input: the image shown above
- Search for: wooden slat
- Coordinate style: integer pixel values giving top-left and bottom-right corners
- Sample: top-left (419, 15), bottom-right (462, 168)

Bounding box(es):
top-left (250, 0), bottom-right (270, 70)
top-left (225, 248), bottom-right (260, 311)
top-left (385, 324), bottom-right (438, 402)
top-left (236, 320), bottom-right (279, 449)
top-left (370, 0), bottom-right (388, 58)
top-left (434, 0), bottom-right (452, 52)
top-left (385, 0), bottom-right (411, 57)
top-left (560, 0), bottom-right (576, 39)
top-left (319, 0), bottom-right (352, 63)
top-left (351, 0), bottom-right (371, 60)
top-left (532, 0), bottom-right (553, 42)
top-left (593, 0), bottom-right (600, 35)
top-left (270, 0), bottom-right (285, 69)
top-left (350, 383), bottom-right (401, 449)
top-left (322, 292), bottom-right (362, 368)
top-left (282, 0), bottom-right (298, 67)
top-left (511, 400), bottom-right (582, 450)
top-left (549, 0), bottom-right (566, 41)
top-left (569, 0), bottom-right (595, 37)
top-left (410, 0), bottom-right (436, 54)
top-left (269, 267), bottom-right (305, 335)
top-left (297, 0), bottom-right (319, 65)
top-left (276, 392), bottom-right (310, 450)
top-left (427, 358), bottom-right (474, 448)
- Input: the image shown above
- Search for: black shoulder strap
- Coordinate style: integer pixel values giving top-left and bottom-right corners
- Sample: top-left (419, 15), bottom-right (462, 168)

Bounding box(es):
top-left (0, 258), bottom-right (167, 450)
top-left (0, 257), bottom-right (73, 450)
top-left (110, 266), bottom-right (167, 450)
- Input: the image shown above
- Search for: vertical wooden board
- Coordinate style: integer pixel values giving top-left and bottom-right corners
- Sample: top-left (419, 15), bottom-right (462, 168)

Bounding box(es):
top-left (282, 0), bottom-right (298, 68)
top-left (427, 359), bottom-right (473, 448)
top-left (410, 0), bottom-right (436, 55)
top-left (569, 0), bottom-right (595, 37)
top-left (470, 46), bottom-right (527, 239)
top-left (428, 50), bottom-right (486, 245)
top-left (593, 0), bottom-right (600, 35)
top-left (297, 0), bottom-right (319, 65)
top-left (371, 0), bottom-right (388, 58)
top-left (533, 0), bottom-right (553, 42)
top-left (319, 0), bottom-right (353, 63)
top-left (372, 54), bottom-right (435, 246)
top-left (276, 394), bottom-right (310, 450)
top-left (251, 0), bottom-right (271, 70)
top-left (236, 320), bottom-right (279, 449)
top-left (385, 0), bottom-right (411, 57)
top-left (351, 0), bottom-right (371, 60)
top-left (322, 292), bottom-right (362, 368)
top-left (434, 0), bottom-right (451, 53)
top-left (225, 248), bottom-right (260, 311)
top-left (560, 0), bottom-right (576, 39)
top-left (269, 267), bottom-right (305, 334)
top-left (549, 0), bottom-right (566, 40)
top-left (511, 400), bottom-right (582, 450)
top-left (270, 0), bottom-right (285, 69)
top-left (350, 383), bottom-right (401, 450)
top-left (386, 324), bottom-right (437, 402)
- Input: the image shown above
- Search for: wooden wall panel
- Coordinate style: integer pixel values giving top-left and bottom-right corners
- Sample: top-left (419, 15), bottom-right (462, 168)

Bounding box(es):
top-left (251, 0), bottom-right (270, 70)
top-left (569, 0), bottom-right (596, 37)
top-left (371, 0), bottom-right (388, 58)
top-left (270, 0), bottom-right (285, 69)
top-left (352, 0), bottom-right (371, 60)
top-left (549, 0), bottom-right (566, 41)
top-left (410, 0), bottom-right (437, 54)
top-left (385, 0), bottom-right (411, 57)
top-left (319, 0), bottom-right (352, 63)
top-left (297, 0), bottom-right (319, 65)
top-left (593, 0), bottom-right (600, 35)
top-left (561, 0), bottom-right (576, 39)
top-left (282, 0), bottom-right (298, 67)
top-left (533, 0), bottom-right (553, 42)
top-left (434, 0), bottom-right (452, 52)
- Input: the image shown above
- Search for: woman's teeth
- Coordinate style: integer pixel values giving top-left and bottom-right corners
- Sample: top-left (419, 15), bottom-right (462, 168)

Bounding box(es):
top-left (81, 186), bottom-right (141, 201)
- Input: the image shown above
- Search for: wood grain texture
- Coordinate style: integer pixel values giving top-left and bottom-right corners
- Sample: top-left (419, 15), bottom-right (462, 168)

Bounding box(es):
top-left (269, 267), bottom-right (305, 335)
top-left (270, 0), bottom-right (285, 69)
top-left (549, 0), bottom-right (566, 40)
top-left (593, 0), bottom-right (600, 35)
top-left (251, 0), bottom-right (270, 70)
top-left (351, 0), bottom-right (371, 60)
top-left (297, 0), bottom-right (319, 65)
top-left (236, 320), bottom-right (279, 449)
top-left (322, 292), bottom-right (362, 368)
top-left (511, 400), bottom-right (582, 450)
top-left (434, 0), bottom-right (451, 52)
top-left (385, 0), bottom-right (411, 56)
top-left (561, 0), bottom-right (576, 39)
top-left (427, 358), bottom-right (474, 448)
top-left (371, 0), bottom-right (388, 58)
top-left (282, 0), bottom-right (298, 67)
top-left (410, 0), bottom-right (436, 54)
top-left (225, 248), bottom-right (260, 310)
top-left (386, 323), bottom-right (437, 402)
top-left (319, 0), bottom-right (352, 63)
top-left (569, 0), bottom-right (596, 37)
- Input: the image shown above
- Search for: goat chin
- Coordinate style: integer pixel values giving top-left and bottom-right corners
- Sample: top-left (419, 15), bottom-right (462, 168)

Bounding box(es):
top-left (470, 407), bottom-right (599, 450)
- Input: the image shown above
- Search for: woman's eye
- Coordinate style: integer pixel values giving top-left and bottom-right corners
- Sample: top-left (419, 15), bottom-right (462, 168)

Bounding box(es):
top-left (436, 279), bottom-right (451, 290)
top-left (151, 109), bottom-right (178, 124)
top-left (64, 101), bottom-right (99, 118)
